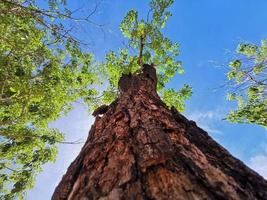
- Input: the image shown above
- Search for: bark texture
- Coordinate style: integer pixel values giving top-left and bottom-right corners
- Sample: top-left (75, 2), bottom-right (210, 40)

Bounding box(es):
top-left (52, 65), bottom-right (267, 200)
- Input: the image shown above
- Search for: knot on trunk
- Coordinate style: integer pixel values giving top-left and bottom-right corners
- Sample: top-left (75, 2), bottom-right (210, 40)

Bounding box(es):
top-left (118, 64), bottom-right (157, 95)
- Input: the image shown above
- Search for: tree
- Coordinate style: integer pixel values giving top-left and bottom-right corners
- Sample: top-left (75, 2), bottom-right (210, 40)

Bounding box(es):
top-left (0, 0), bottom-right (100, 199)
top-left (52, 1), bottom-right (267, 199)
top-left (226, 40), bottom-right (267, 128)
top-left (95, 0), bottom-right (192, 112)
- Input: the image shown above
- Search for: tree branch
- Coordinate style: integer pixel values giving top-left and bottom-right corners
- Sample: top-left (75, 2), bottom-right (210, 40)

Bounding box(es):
top-left (137, 36), bottom-right (145, 67)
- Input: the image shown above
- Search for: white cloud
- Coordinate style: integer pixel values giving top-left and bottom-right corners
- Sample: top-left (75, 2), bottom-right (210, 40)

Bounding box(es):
top-left (187, 110), bottom-right (222, 121)
top-left (248, 145), bottom-right (267, 179)
top-left (249, 155), bottom-right (267, 179)
top-left (185, 109), bottom-right (224, 135)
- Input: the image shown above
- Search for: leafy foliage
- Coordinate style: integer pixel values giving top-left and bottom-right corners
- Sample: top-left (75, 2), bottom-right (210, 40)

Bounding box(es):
top-left (162, 85), bottom-right (192, 112)
top-left (97, 0), bottom-right (192, 111)
top-left (0, 0), bottom-right (98, 198)
top-left (226, 40), bottom-right (267, 127)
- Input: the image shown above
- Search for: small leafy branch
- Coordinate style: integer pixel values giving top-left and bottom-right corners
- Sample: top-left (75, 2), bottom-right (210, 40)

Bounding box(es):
top-left (94, 0), bottom-right (192, 112)
top-left (226, 40), bottom-right (267, 127)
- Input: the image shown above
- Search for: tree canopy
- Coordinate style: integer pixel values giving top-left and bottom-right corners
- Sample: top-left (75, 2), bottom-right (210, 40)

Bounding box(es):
top-left (0, 0), bottom-right (98, 199)
top-left (0, 0), bottom-right (192, 199)
top-left (226, 40), bottom-right (267, 128)
top-left (95, 0), bottom-right (192, 111)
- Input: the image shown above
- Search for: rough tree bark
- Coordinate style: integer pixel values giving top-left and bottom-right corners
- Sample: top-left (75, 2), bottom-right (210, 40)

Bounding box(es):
top-left (52, 65), bottom-right (267, 200)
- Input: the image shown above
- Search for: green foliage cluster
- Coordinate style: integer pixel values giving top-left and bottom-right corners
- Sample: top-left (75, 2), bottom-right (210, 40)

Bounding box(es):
top-left (97, 0), bottom-right (192, 110)
top-left (162, 85), bottom-right (192, 112)
top-left (0, 0), bottom-right (98, 198)
top-left (227, 40), bottom-right (267, 127)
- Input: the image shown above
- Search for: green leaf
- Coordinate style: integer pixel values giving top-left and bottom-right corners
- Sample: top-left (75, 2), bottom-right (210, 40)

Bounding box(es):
top-left (229, 59), bottom-right (241, 69)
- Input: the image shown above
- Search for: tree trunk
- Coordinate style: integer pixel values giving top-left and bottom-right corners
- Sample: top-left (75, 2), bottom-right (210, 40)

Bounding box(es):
top-left (52, 65), bottom-right (267, 200)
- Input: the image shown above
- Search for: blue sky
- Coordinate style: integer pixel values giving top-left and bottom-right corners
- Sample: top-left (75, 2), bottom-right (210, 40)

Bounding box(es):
top-left (27, 1), bottom-right (267, 199)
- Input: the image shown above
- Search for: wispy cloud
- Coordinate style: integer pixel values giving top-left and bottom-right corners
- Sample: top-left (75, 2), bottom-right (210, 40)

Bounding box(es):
top-left (248, 145), bottom-right (267, 179)
top-left (185, 109), bottom-right (225, 135)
